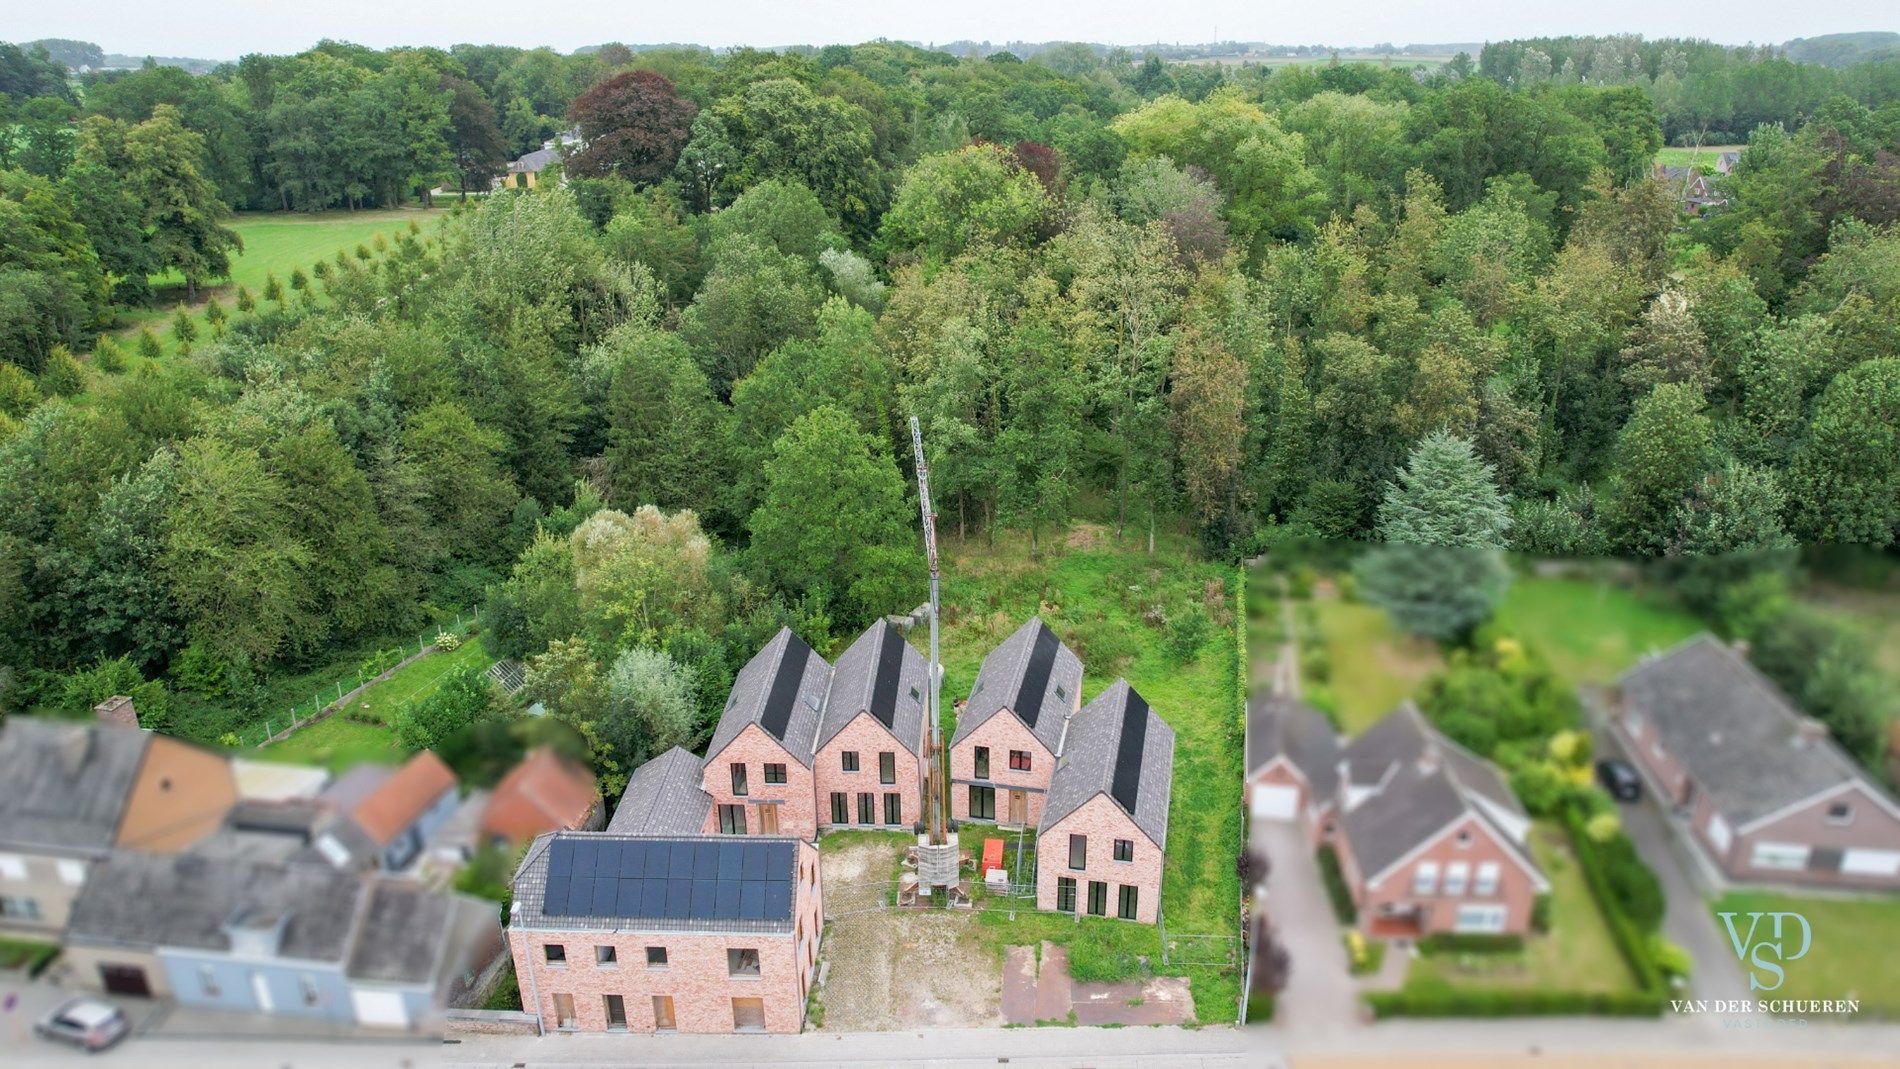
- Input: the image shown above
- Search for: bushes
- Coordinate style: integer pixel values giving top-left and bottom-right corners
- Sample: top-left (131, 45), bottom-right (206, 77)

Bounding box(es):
top-left (1365, 985), bottom-right (1665, 1018)
top-left (1316, 844), bottom-right (1356, 924)
top-left (1416, 932), bottom-right (1524, 955)
top-left (1570, 813), bottom-right (1665, 934)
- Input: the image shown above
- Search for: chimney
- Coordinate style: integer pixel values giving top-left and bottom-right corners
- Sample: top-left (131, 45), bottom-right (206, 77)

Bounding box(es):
top-left (94, 695), bottom-right (140, 730)
top-left (1792, 717), bottom-right (1829, 748)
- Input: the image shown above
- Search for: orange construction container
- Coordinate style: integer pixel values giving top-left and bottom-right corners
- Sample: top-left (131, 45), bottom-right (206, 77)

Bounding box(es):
top-left (981, 838), bottom-right (1004, 875)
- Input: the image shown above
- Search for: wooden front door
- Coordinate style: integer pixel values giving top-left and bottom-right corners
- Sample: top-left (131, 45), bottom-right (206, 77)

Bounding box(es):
top-left (1007, 791), bottom-right (1027, 826)
top-left (758, 803), bottom-right (779, 835)
top-left (652, 995), bottom-right (676, 1031)
top-left (99, 964), bottom-right (150, 997)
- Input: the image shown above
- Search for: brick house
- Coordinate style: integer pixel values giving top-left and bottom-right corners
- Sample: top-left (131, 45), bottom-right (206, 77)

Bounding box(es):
top-left (698, 629), bottom-right (832, 839)
top-left (1035, 681), bottom-right (1174, 924)
top-left (0, 717), bottom-right (237, 938)
top-left (812, 620), bottom-right (931, 833)
top-left (1245, 694), bottom-right (1341, 840)
top-left (310, 750), bottom-right (460, 872)
top-left (1332, 705), bottom-right (1547, 938)
top-left (480, 746), bottom-right (602, 850)
top-left (948, 618), bottom-right (1084, 829)
top-left (1612, 635), bottom-right (1900, 890)
top-left (507, 832), bottom-right (823, 1034)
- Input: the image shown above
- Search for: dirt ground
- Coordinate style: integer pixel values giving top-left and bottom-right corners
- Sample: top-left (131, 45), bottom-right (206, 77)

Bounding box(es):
top-left (814, 836), bottom-right (1006, 1032)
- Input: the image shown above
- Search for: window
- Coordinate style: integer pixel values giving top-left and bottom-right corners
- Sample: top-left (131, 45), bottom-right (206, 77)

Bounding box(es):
top-left (1444, 862), bottom-right (1470, 896)
top-left (732, 996), bottom-right (766, 1032)
top-left (1751, 842), bottom-right (1810, 871)
top-left (973, 746), bottom-right (990, 779)
top-left (1826, 802), bottom-right (1854, 825)
top-left (0, 896), bottom-right (39, 920)
top-left (1087, 880), bottom-right (1108, 917)
top-left (652, 995), bottom-right (676, 1031)
top-left (1474, 862), bottom-right (1501, 897)
top-left (603, 994), bottom-right (626, 1030)
top-left (968, 785), bottom-right (996, 820)
top-left (199, 965), bottom-right (220, 997)
top-left (884, 792), bottom-right (902, 826)
top-left (0, 854), bottom-right (24, 880)
top-left (299, 974), bottom-right (320, 1007)
top-left (1113, 839), bottom-right (1133, 863)
top-left (764, 763), bottom-right (786, 785)
top-left (830, 792), bottom-right (848, 824)
top-left (55, 860), bottom-right (85, 886)
top-left (842, 751), bottom-right (860, 772)
top-left (730, 763), bottom-right (748, 797)
top-left (552, 993), bottom-right (577, 1030)
top-left (1056, 877), bottom-right (1077, 913)
top-left (1009, 749), bottom-right (1032, 772)
top-left (879, 752), bottom-right (896, 784)
top-left (1453, 904), bottom-right (1507, 934)
top-left (1455, 829), bottom-right (1473, 847)
top-left (718, 804), bottom-right (747, 835)
top-left (858, 792), bottom-right (875, 825)
top-left (595, 945), bottom-right (617, 965)
top-left (1412, 861), bottom-right (1439, 896)
top-left (1118, 885), bottom-right (1139, 920)
top-left (543, 943), bottom-right (567, 964)
top-left (1068, 834), bottom-right (1087, 871)
top-left (646, 946), bottom-right (668, 968)
top-left (728, 948), bottom-right (761, 977)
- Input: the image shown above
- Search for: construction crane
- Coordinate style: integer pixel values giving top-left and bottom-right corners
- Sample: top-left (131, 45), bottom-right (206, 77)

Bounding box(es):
top-left (909, 415), bottom-right (947, 845)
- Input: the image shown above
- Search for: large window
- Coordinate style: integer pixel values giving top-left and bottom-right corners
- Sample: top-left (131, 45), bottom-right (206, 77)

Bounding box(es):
top-left (730, 763), bottom-right (748, 797)
top-left (1118, 885), bottom-right (1138, 920)
top-left (879, 752), bottom-right (896, 784)
top-left (1473, 862), bottom-right (1500, 897)
top-left (1068, 834), bottom-right (1087, 871)
top-left (1087, 880), bottom-right (1107, 917)
top-left (1751, 842), bottom-right (1810, 871)
top-left (595, 945), bottom-right (616, 965)
top-left (718, 804), bottom-right (747, 835)
top-left (763, 763), bottom-right (786, 785)
top-left (1444, 862), bottom-right (1470, 896)
top-left (1008, 749), bottom-right (1032, 772)
top-left (884, 792), bottom-right (902, 826)
top-left (830, 792), bottom-right (848, 824)
top-left (858, 792), bottom-right (875, 825)
top-left (1056, 877), bottom-right (1076, 913)
top-left (1113, 839), bottom-right (1133, 863)
top-left (968, 785), bottom-right (996, 820)
top-left (842, 751), bottom-right (859, 772)
top-left (1412, 861), bottom-right (1439, 895)
top-left (728, 948), bottom-right (761, 977)
top-left (973, 746), bottom-right (990, 779)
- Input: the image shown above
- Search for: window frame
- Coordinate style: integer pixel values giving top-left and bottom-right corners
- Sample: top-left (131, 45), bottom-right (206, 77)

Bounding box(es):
top-left (1056, 876), bottom-right (1076, 913)
top-left (841, 751), bottom-right (859, 772)
top-left (543, 943), bottom-right (566, 965)
top-left (857, 791), bottom-right (876, 826)
top-left (973, 746), bottom-right (990, 779)
top-left (1086, 880), bottom-right (1108, 917)
top-left (730, 763), bottom-right (748, 797)
top-left (727, 947), bottom-right (762, 978)
top-left (763, 763), bottom-right (786, 785)
top-left (594, 945), bottom-right (617, 966)
top-left (968, 785), bottom-right (996, 821)
top-left (1112, 839), bottom-right (1133, 863)
top-left (1118, 884), bottom-right (1138, 921)
top-left (1412, 861), bottom-right (1439, 896)
top-left (1068, 834), bottom-right (1087, 871)
top-left (878, 751), bottom-right (896, 785)
top-left (717, 803), bottom-right (747, 835)
top-left (830, 792), bottom-right (848, 824)
top-left (1008, 749), bottom-right (1031, 772)
top-left (883, 791), bottom-right (902, 826)
top-left (645, 946), bottom-right (668, 968)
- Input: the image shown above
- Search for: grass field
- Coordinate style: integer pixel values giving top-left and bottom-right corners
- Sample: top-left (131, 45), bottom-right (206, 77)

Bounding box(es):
top-left (1309, 596), bottom-right (1442, 733)
top-left (928, 518), bottom-right (1243, 1022)
top-left (1404, 822), bottom-right (1639, 995)
top-left (1494, 575), bottom-right (1702, 686)
top-left (1711, 891), bottom-right (1900, 1017)
top-left (1654, 145), bottom-right (1744, 170)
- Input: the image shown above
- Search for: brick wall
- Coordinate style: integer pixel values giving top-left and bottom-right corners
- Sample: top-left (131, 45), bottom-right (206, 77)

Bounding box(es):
top-left (813, 713), bottom-right (922, 831)
top-left (1034, 795), bottom-right (1163, 924)
top-left (699, 725), bottom-right (817, 839)
top-left (1353, 814), bottom-right (1539, 936)
top-left (949, 714), bottom-right (1053, 827)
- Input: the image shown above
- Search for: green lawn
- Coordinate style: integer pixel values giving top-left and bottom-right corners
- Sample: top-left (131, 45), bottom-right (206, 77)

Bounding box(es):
top-left (0, 935), bottom-right (59, 974)
top-left (346, 634), bottom-right (494, 722)
top-left (1711, 891), bottom-right (1900, 1018)
top-left (1654, 145), bottom-right (1744, 170)
top-left (1404, 822), bottom-right (1639, 995)
top-left (1310, 596), bottom-right (1442, 734)
top-left (926, 518), bottom-right (1243, 1022)
top-left (1494, 576), bottom-right (1702, 686)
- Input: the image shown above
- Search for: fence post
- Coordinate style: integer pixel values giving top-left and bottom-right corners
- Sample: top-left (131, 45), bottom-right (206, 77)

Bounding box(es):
top-left (1160, 905), bottom-right (1169, 967)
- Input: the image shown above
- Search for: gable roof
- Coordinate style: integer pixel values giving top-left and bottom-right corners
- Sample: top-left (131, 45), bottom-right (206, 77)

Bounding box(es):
top-left (609, 747), bottom-right (713, 835)
top-left (331, 750), bottom-right (457, 847)
top-left (704, 628), bottom-right (832, 768)
top-left (1619, 634), bottom-right (1898, 828)
top-left (1341, 702), bottom-right (1432, 788)
top-left (1246, 694), bottom-right (1340, 800)
top-left (815, 620), bottom-right (929, 756)
top-left (1040, 680), bottom-right (1174, 851)
top-left (480, 746), bottom-right (599, 845)
top-left (508, 148), bottom-right (559, 173)
top-left (511, 832), bottom-right (802, 934)
top-left (951, 617), bottom-right (1085, 755)
top-left (0, 718), bottom-right (152, 853)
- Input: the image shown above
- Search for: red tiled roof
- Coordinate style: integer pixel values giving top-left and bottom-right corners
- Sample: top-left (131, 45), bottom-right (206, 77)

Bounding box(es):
top-left (351, 750), bottom-right (456, 845)
top-left (480, 746), bottom-right (598, 845)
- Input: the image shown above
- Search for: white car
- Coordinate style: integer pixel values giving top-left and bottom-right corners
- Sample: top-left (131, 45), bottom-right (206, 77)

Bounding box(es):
top-left (34, 997), bottom-right (130, 1053)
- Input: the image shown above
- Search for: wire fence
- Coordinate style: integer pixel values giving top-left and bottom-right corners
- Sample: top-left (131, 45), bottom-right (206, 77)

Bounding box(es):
top-left (238, 606), bottom-right (482, 750)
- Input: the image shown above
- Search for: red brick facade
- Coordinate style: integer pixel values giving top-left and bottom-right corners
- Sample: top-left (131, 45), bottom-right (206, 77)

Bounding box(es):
top-left (1034, 794), bottom-right (1163, 924)
top-left (813, 713), bottom-right (923, 832)
top-left (949, 713), bottom-right (1054, 828)
top-left (699, 725), bottom-right (817, 840)
top-left (1342, 813), bottom-right (1541, 936)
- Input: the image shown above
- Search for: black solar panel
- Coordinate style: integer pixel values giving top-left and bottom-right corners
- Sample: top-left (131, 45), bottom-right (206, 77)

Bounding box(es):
top-left (759, 635), bottom-right (815, 742)
top-left (665, 879), bottom-right (692, 919)
top-left (541, 836), bottom-right (798, 923)
top-left (1110, 689), bottom-right (1150, 814)
top-left (1014, 625), bottom-right (1062, 728)
top-left (741, 843), bottom-right (767, 881)
top-left (692, 842), bottom-right (719, 880)
top-left (739, 881), bottom-right (766, 919)
top-left (717, 842), bottom-right (743, 881)
top-left (764, 881), bottom-right (792, 919)
top-left (616, 878), bottom-right (644, 916)
top-left (714, 880), bottom-right (742, 919)
top-left (668, 843), bottom-right (694, 879)
top-left (866, 622), bottom-right (906, 729)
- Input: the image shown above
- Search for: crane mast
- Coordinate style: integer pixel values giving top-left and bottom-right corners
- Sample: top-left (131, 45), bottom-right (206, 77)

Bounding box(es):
top-left (909, 416), bottom-right (947, 845)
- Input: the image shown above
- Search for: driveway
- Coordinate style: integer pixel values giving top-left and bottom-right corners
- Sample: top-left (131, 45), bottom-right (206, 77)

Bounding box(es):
top-left (1254, 820), bottom-right (1358, 1036)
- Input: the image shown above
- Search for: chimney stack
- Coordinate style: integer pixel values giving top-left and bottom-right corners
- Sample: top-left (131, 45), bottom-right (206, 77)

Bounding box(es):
top-left (94, 695), bottom-right (140, 730)
top-left (1793, 717), bottom-right (1829, 748)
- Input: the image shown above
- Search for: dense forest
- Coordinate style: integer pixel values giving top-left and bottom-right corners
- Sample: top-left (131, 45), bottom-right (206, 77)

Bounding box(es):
top-left (2, 33), bottom-right (1899, 781)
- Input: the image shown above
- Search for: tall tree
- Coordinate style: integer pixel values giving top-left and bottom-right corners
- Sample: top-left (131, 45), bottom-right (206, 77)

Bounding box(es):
top-left (125, 105), bottom-right (241, 302)
top-left (1376, 431), bottom-right (1513, 549)
top-left (565, 70), bottom-right (698, 185)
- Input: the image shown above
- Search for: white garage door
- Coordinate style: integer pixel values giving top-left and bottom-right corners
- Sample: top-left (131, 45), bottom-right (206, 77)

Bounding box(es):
top-left (1251, 784), bottom-right (1300, 821)
top-left (350, 988), bottom-right (409, 1028)
top-left (1842, 849), bottom-right (1900, 878)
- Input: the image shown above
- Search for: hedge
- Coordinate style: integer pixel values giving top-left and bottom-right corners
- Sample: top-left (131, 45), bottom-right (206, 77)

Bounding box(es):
top-left (1561, 806), bottom-right (1670, 998)
top-left (1416, 932), bottom-right (1524, 955)
top-left (1316, 844), bottom-right (1357, 924)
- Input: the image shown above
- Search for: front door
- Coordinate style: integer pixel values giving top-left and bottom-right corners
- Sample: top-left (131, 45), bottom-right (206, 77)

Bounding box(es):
top-left (98, 964), bottom-right (150, 997)
top-left (1007, 791), bottom-right (1027, 826)
top-left (652, 995), bottom-right (676, 1031)
top-left (758, 803), bottom-right (779, 835)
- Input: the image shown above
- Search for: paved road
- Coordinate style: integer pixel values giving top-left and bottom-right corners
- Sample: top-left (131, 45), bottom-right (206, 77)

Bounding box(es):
top-left (1254, 821), bottom-right (1358, 1039)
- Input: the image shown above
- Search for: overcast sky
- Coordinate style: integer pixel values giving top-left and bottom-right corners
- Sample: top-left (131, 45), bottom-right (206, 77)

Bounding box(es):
top-left (6, 0), bottom-right (1895, 59)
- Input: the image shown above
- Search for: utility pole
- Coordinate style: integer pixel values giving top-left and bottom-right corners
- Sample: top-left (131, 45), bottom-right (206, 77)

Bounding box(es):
top-left (909, 415), bottom-right (947, 844)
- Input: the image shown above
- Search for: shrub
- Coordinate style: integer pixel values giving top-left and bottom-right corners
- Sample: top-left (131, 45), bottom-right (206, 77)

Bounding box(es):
top-left (1416, 932), bottom-right (1524, 955)
top-left (1299, 644), bottom-right (1331, 683)
top-left (1530, 892), bottom-right (1551, 934)
top-left (1287, 567), bottom-right (1315, 599)
top-left (92, 336), bottom-right (127, 374)
top-left (1165, 607), bottom-right (1213, 664)
top-left (37, 345), bottom-right (85, 397)
top-left (435, 631), bottom-right (463, 653)
top-left (1316, 845), bottom-right (1356, 924)
top-left (1650, 935), bottom-right (1692, 980)
top-left (1365, 986), bottom-right (1664, 1018)
top-left (1584, 810), bottom-right (1622, 843)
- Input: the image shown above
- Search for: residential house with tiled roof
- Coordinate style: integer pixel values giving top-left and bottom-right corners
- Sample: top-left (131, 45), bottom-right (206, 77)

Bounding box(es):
top-left (948, 617), bottom-right (1085, 829)
top-left (1035, 681), bottom-right (1174, 924)
top-left (699, 629), bottom-right (833, 839)
top-left (1245, 694), bottom-right (1341, 838)
top-left (1331, 704), bottom-right (1547, 937)
top-left (0, 717), bottom-right (236, 938)
top-left (310, 750), bottom-right (459, 872)
top-left (812, 620), bottom-right (931, 832)
top-left (480, 746), bottom-right (602, 849)
top-left (1612, 635), bottom-right (1900, 889)
top-left (507, 832), bottom-right (823, 1034)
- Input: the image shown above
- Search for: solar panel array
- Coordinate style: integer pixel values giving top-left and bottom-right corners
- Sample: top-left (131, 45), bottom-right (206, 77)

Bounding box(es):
top-left (759, 635), bottom-right (816, 742)
top-left (1014, 624), bottom-right (1062, 728)
top-left (541, 838), bottom-right (796, 923)
top-left (1110, 689), bottom-right (1151, 814)
top-left (866, 622), bottom-right (906, 729)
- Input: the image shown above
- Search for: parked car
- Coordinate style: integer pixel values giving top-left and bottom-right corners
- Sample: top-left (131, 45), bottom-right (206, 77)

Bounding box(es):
top-left (34, 997), bottom-right (129, 1053)
top-left (1596, 758), bottom-right (1642, 802)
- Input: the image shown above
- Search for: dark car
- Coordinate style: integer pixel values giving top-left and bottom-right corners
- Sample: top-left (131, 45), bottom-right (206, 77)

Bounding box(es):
top-left (34, 997), bottom-right (130, 1053)
top-left (1596, 758), bottom-right (1642, 802)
